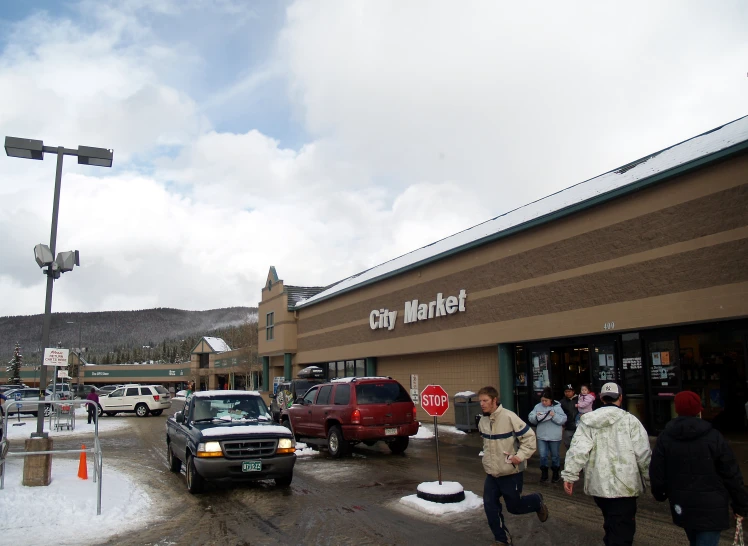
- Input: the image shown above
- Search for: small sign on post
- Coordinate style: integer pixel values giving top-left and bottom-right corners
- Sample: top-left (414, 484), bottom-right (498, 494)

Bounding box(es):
top-left (43, 348), bottom-right (69, 366)
top-left (57, 370), bottom-right (69, 379)
top-left (420, 384), bottom-right (450, 485)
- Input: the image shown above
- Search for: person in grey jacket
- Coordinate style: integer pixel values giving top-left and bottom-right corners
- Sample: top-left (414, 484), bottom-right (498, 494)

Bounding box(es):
top-left (528, 387), bottom-right (567, 483)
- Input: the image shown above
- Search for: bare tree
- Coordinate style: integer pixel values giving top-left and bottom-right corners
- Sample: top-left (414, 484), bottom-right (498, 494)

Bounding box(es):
top-left (234, 319), bottom-right (260, 389)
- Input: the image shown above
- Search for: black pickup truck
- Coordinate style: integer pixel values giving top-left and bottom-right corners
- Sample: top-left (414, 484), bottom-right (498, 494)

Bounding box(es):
top-left (166, 390), bottom-right (296, 493)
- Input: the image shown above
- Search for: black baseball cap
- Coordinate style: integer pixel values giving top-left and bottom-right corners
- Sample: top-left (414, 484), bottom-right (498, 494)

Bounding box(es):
top-left (564, 384), bottom-right (574, 391)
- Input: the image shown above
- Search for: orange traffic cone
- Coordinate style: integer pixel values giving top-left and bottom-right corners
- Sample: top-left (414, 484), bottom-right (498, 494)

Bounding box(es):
top-left (78, 444), bottom-right (88, 480)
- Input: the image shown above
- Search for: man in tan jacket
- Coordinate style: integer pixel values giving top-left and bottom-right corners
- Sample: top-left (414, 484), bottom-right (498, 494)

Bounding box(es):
top-left (478, 386), bottom-right (549, 546)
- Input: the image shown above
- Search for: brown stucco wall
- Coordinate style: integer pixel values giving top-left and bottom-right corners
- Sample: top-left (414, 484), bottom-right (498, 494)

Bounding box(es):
top-left (378, 346), bottom-right (499, 425)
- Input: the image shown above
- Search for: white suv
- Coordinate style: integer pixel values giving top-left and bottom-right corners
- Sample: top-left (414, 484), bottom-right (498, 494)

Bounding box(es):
top-left (100, 384), bottom-right (172, 417)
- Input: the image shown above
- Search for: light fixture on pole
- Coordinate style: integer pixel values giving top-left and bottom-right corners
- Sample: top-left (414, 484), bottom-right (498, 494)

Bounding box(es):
top-left (5, 136), bottom-right (113, 438)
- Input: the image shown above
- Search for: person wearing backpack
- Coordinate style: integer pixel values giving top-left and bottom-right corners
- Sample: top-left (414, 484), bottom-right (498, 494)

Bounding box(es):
top-left (649, 390), bottom-right (748, 546)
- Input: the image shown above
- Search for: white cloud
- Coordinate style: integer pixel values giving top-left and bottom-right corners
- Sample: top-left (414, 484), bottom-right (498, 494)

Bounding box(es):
top-left (1, 0), bottom-right (747, 317)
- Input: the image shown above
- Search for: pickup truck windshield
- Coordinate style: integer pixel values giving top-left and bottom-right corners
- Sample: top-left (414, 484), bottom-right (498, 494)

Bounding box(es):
top-left (192, 395), bottom-right (270, 422)
top-left (355, 382), bottom-right (411, 404)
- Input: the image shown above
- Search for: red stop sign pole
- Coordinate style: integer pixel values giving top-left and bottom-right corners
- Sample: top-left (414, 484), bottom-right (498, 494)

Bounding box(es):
top-left (421, 385), bottom-right (449, 484)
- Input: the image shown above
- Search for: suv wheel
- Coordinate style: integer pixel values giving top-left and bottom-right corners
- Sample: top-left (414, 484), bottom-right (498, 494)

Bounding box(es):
top-left (327, 425), bottom-right (349, 458)
top-left (96, 405), bottom-right (103, 417)
top-left (167, 443), bottom-right (181, 473)
top-left (186, 453), bottom-right (204, 494)
top-left (135, 403), bottom-right (149, 417)
top-left (388, 436), bottom-right (409, 455)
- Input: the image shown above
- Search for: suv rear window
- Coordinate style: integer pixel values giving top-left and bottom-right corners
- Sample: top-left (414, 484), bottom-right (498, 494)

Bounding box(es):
top-left (155, 386), bottom-right (169, 395)
top-left (355, 382), bottom-right (411, 404)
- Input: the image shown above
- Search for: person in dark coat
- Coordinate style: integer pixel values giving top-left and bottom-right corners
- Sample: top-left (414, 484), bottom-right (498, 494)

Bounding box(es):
top-left (559, 384), bottom-right (578, 449)
top-left (86, 387), bottom-right (100, 424)
top-left (649, 390), bottom-right (748, 546)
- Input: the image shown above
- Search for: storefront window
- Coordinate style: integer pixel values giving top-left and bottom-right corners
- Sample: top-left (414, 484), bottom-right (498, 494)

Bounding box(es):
top-left (591, 343), bottom-right (618, 395)
top-left (355, 359), bottom-right (365, 377)
top-left (648, 340), bottom-right (680, 389)
top-left (530, 350), bottom-right (550, 396)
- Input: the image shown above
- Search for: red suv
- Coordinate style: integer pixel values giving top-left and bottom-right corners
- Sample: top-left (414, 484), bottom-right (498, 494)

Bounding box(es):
top-left (282, 377), bottom-right (419, 457)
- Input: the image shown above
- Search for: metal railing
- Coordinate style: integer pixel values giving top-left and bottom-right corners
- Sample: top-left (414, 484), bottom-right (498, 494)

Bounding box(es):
top-left (0, 399), bottom-right (103, 514)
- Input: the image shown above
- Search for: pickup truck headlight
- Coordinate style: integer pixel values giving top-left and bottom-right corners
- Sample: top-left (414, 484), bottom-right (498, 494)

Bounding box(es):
top-left (196, 441), bottom-right (223, 458)
top-left (276, 437), bottom-right (295, 454)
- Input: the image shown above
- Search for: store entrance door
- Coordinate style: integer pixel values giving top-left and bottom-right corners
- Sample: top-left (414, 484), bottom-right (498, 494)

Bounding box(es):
top-left (550, 345), bottom-right (591, 398)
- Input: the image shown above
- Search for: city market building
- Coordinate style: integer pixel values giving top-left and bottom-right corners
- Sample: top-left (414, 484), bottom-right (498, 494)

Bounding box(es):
top-left (258, 115), bottom-right (748, 434)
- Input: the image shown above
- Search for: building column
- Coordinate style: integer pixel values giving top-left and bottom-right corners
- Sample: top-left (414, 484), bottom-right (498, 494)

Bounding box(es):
top-left (365, 357), bottom-right (377, 377)
top-left (498, 344), bottom-right (515, 412)
top-left (262, 356), bottom-right (269, 391)
top-left (284, 353), bottom-right (293, 380)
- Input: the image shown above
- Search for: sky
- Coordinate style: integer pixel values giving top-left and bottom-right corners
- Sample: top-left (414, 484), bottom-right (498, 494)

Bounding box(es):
top-left (0, 0), bottom-right (746, 316)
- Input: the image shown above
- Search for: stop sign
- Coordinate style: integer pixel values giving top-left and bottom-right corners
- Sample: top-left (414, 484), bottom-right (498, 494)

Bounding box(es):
top-left (420, 385), bottom-right (449, 417)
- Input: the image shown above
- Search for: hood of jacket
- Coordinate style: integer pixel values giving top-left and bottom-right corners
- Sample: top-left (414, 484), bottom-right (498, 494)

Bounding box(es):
top-left (581, 405), bottom-right (627, 429)
top-left (664, 415), bottom-right (712, 440)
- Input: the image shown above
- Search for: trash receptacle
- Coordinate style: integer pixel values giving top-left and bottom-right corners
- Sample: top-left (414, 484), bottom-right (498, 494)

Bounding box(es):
top-left (454, 391), bottom-right (482, 432)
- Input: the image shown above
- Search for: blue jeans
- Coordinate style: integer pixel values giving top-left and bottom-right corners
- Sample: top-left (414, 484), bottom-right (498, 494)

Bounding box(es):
top-left (685, 530), bottom-right (721, 546)
top-left (537, 439), bottom-right (561, 467)
top-left (483, 472), bottom-right (542, 543)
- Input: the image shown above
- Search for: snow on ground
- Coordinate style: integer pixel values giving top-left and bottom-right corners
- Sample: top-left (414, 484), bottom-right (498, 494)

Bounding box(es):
top-left (294, 442), bottom-right (321, 457)
top-left (411, 422), bottom-right (467, 440)
top-left (3, 408), bottom-right (133, 441)
top-left (399, 490), bottom-right (483, 515)
top-left (0, 417), bottom-right (154, 546)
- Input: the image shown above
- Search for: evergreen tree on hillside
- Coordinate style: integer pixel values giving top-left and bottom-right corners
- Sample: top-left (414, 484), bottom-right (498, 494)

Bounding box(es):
top-left (6, 342), bottom-right (22, 385)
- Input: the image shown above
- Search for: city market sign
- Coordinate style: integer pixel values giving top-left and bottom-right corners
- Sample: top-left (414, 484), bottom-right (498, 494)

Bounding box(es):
top-left (369, 289), bottom-right (467, 331)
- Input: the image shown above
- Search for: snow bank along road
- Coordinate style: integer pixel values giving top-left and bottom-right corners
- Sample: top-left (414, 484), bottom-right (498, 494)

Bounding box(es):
top-left (12, 408), bottom-right (709, 545)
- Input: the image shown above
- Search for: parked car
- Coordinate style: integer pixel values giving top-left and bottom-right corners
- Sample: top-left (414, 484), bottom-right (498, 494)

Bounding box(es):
top-left (99, 385), bottom-right (171, 417)
top-left (2, 388), bottom-right (60, 417)
top-left (270, 377), bottom-right (325, 423)
top-left (98, 384), bottom-right (124, 396)
top-left (70, 384), bottom-right (101, 399)
top-left (46, 383), bottom-right (72, 400)
top-left (283, 377), bottom-right (419, 457)
top-left (166, 390), bottom-right (296, 493)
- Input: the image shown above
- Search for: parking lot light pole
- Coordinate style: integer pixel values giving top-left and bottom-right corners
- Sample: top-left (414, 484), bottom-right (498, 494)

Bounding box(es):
top-left (5, 137), bottom-right (113, 437)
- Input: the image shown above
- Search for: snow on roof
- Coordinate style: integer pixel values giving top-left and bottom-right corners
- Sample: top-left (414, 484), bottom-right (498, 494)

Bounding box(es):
top-left (192, 390), bottom-right (261, 398)
top-left (204, 337), bottom-right (231, 353)
top-left (296, 115), bottom-right (748, 309)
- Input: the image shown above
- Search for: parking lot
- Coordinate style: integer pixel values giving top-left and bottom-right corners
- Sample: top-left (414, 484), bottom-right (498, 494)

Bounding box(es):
top-left (41, 407), bottom-right (734, 546)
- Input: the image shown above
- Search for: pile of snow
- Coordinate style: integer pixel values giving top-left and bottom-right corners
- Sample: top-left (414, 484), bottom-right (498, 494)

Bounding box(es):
top-left (411, 423), bottom-right (467, 440)
top-left (0, 459), bottom-right (154, 544)
top-left (294, 442), bottom-right (320, 457)
top-left (400, 490), bottom-right (483, 515)
top-left (417, 480), bottom-right (463, 495)
top-left (453, 391), bottom-right (476, 399)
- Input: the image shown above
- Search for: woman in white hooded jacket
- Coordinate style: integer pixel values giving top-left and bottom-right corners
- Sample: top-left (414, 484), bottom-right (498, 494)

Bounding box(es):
top-left (528, 387), bottom-right (567, 483)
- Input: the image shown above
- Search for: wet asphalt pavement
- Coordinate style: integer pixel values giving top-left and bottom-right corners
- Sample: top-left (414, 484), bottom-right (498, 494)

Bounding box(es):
top-left (57, 411), bottom-right (737, 546)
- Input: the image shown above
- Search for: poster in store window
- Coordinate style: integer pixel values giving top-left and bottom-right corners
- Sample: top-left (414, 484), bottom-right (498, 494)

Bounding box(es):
top-left (661, 351), bottom-right (671, 365)
top-left (606, 354), bottom-right (615, 367)
top-left (652, 352), bottom-right (662, 367)
top-left (599, 354), bottom-right (607, 367)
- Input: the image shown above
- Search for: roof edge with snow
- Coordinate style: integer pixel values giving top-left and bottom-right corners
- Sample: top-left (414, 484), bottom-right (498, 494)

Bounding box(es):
top-left (295, 115), bottom-right (748, 310)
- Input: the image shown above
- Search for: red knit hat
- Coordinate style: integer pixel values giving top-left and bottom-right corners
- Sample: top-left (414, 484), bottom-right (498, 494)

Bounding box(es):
top-left (674, 391), bottom-right (703, 417)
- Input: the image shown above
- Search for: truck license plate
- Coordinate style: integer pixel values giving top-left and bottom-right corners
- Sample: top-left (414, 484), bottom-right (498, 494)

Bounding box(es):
top-left (242, 460), bottom-right (262, 472)
top-left (385, 428), bottom-right (397, 436)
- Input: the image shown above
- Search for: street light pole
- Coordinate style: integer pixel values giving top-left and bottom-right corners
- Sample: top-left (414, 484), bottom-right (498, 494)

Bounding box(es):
top-left (5, 137), bottom-right (113, 438)
top-left (35, 148), bottom-right (65, 436)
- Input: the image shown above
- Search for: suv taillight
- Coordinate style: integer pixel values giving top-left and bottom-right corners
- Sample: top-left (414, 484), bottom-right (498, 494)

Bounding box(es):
top-left (153, 394), bottom-right (160, 401)
top-left (351, 408), bottom-right (361, 424)
top-left (408, 406), bottom-right (416, 421)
